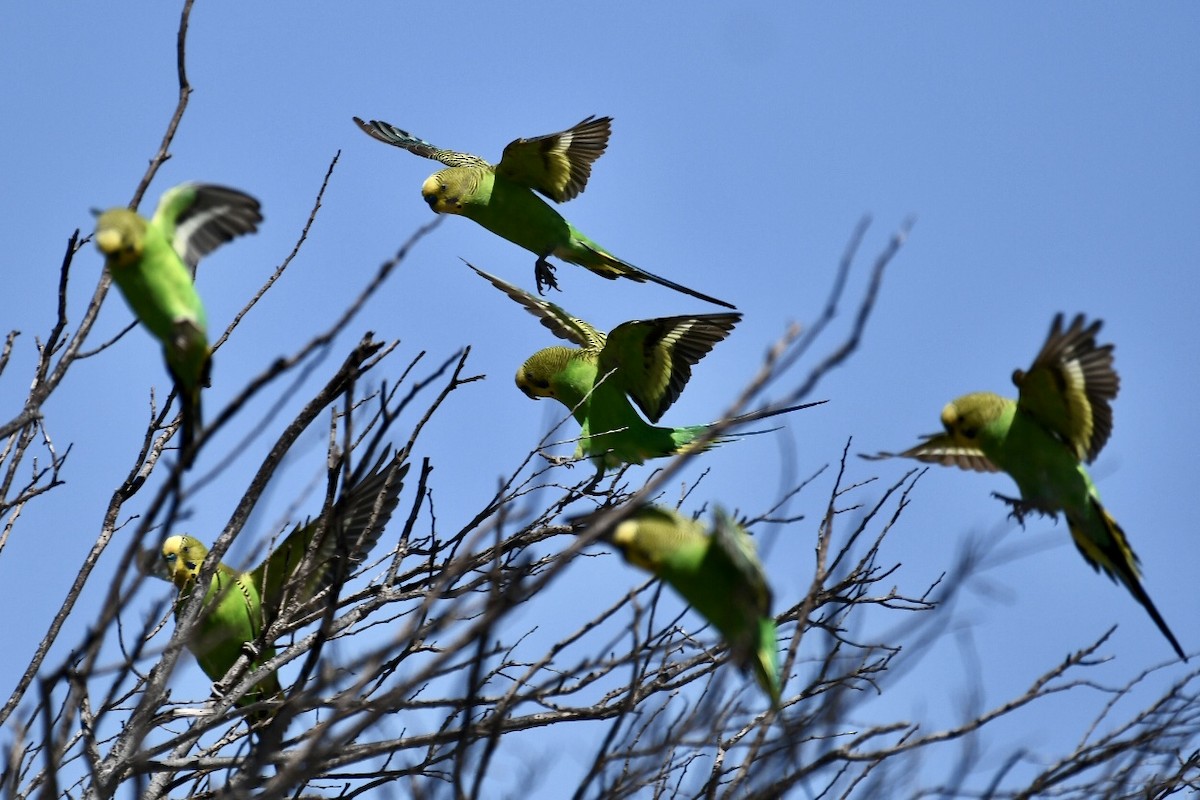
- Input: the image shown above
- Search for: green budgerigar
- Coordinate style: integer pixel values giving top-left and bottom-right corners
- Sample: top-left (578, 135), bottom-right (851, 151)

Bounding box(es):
top-left (95, 183), bottom-right (262, 449)
top-left (470, 264), bottom-right (814, 473)
top-left (144, 452), bottom-right (407, 718)
top-left (353, 115), bottom-right (734, 309)
top-left (867, 313), bottom-right (1185, 660)
top-left (573, 504), bottom-right (781, 704)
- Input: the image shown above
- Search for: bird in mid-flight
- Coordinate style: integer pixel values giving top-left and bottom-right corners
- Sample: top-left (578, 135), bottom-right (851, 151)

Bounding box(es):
top-left (573, 504), bottom-right (781, 704)
top-left (470, 264), bottom-right (814, 473)
top-left (353, 114), bottom-right (734, 309)
top-left (94, 182), bottom-right (262, 451)
top-left (865, 313), bottom-right (1185, 661)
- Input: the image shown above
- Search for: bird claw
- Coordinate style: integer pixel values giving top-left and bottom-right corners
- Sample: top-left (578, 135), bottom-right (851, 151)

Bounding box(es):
top-left (209, 643), bottom-right (262, 697)
top-left (534, 257), bottom-right (560, 295)
top-left (991, 492), bottom-right (1053, 528)
top-left (542, 452), bottom-right (575, 468)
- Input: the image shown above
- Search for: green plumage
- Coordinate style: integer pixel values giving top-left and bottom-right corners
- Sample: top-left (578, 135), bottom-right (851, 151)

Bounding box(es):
top-left (518, 346), bottom-right (752, 469)
top-left (470, 265), bottom-right (811, 472)
top-left (353, 115), bottom-right (734, 309)
top-left (144, 453), bottom-right (407, 717)
top-left (576, 505), bottom-right (781, 704)
top-left (95, 183), bottom-right (262, 449)
top-left (867, 314), bottom-right (1185, 660)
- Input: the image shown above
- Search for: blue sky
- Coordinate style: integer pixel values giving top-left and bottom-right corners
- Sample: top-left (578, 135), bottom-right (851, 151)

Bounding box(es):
top-left (3, 2), bottom-right (1199, 794)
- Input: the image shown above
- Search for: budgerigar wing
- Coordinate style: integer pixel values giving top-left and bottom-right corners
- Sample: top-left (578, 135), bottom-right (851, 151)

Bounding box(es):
top-left (861, 433), bottom-right (1000, 473)
top-left (251, 452), bottom-right (407, 617)
top-left (153, 183), bottom-right (263, 271)
top-left (603, 314), bottom-right (741, 422)
top-left (710, 509), bottom-right (771, 617)
top-left (352, 117), bottom-right (492, 170)
top-left (467, 262), bottom-right (605, 349)
top-left (495, 115), bottom-right (612, 202)
top-left (1012, 313), bottom-right (1119, 462)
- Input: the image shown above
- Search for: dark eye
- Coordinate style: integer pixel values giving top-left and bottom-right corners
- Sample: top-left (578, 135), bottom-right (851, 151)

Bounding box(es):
top-left (961, 427), bottom-right (978, 439)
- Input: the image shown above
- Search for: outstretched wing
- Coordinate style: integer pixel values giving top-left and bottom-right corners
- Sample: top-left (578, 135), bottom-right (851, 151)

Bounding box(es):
top-left (495, 115), bottom-right (612, 202)
top-left (251, 451), bottom-right (408, 616)
top-left (861, 432), bottom-right (1000, 473)
top-left (1013, 313), bottom-right (1119, 462)
top-left (152, 183), bottom-right (262, 271)
top-left (603, 313), bottom-right (741, 422)
top-left (353, 117), bottom-right (492, 170)
top-left (467, 261), bottom-right (605, 350)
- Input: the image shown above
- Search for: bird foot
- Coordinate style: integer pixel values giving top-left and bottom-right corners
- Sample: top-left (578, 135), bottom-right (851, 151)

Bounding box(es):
top-left (534, 257), bottom-right (560, 295)
top-left (990, 492), bottom-right (1054, 527)
top-left (208, 644), bottom-right (264, 696)
top-left (542, 452), bottom-right (575, 468)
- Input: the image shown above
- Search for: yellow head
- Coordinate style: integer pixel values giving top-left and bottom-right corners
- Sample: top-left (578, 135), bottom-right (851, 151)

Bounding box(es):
top-left (609, 519), bottom-right (657, 571)
top-left (940, 392), bottom-right (1008, 448)
top-left (161, 534), bottom-right (208, 591)
top-left (94, 208), bottom-right (146, 268)
top-left (421, 172), bottom-right (462, 215)
top-left (515, 347), bottom-right (572, 401)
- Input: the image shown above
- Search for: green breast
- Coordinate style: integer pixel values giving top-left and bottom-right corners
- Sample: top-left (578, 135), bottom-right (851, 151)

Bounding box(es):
top-left (182, 571), bottom-right (270, 685)
top-left (464, 174), bottom-right (572, 257)
top-left (996, 409), bottom-right (1093, 514)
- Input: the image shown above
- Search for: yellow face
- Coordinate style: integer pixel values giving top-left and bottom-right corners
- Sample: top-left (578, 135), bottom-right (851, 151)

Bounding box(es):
top-left (515, 348), bottom-right (573, 401)
top-left (940, 393), bottom-right (996, 448)
top-left (516, 363), bottom-right (551, 400)
top-left (161, 535), bottom-right (205, 590)
top-left (939, 402), bottom-right (961, 435)
top-left (94, 209), bottom-right (145, 268)
top-left (610, 520), bottom-right (656, 571)
top-left (421, 174), bottom-right (461, 215)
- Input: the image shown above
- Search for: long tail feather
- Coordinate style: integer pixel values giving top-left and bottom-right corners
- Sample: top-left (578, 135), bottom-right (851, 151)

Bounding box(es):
top-left (179, 385), bottom-right (202, 452)
top-left (579, 242), bottom-right (737, 309)
top-left (752, 618), bottom-right (782, 707)
top-left (673, 400), bottom-right (827, 455)
top-left (1070, 501), bottom-right (1186, 661)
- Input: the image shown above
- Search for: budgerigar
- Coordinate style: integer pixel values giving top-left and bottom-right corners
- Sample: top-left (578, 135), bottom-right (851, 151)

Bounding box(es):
top-left (144, 452), bottom-right (407, 718)
top-left (573, 504), bottom-right (780, 704)
top-left (470, 264), bottom-right (815, 473)
top-left (95, 183), bottom-right (262, 450)
top-left (353, 115), bottom-right (734, 308)
top-left (866, 314), bottom-right (1185, 660)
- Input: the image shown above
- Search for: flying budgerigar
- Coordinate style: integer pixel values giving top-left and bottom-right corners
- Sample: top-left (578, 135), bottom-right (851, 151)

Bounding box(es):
top-left (573, 504), bottom-right (781, 704)
top-left (865, 313), bottom-right (1185, 660)
top-left (94, 183), bottom-right (263, 450)
top-left (353, 114), bottom-right (734, 309)
top-left (469, 264), bottom-right (816, 473)
top-left (143, 452), bottom-right (407, 719)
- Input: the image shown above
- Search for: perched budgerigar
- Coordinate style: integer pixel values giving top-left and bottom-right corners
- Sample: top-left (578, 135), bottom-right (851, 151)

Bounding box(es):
top-left (573, 504), bottom-right (781, 704)
top-left (470, 264), bottom-right (815, 473)
top-left (866, 314), bottom-right (1185, 660)
top-left (144, 452), bottom-right (407, 718)
top-left (95, 183), bottom-right (262, 450)
top-left (353, 115), bottom-right (734, 309)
